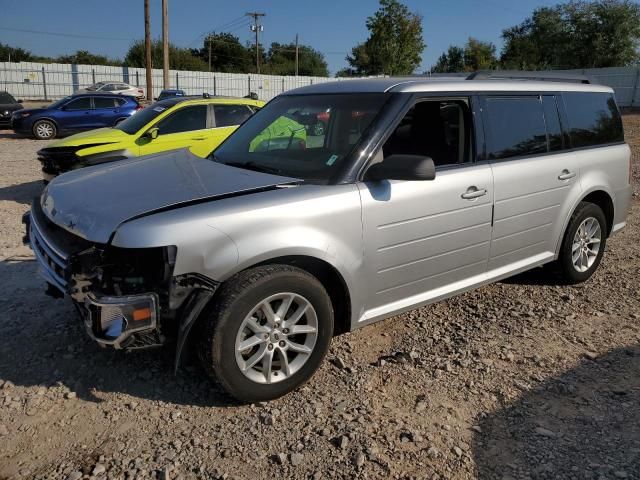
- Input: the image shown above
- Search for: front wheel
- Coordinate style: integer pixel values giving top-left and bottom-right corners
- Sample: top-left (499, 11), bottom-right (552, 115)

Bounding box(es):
top-left (32, 120), bottom-right (57, 140)
top-left (198, 265), bottom-right (334, 402)
top-left (556, 201), bottom-right (607, 284)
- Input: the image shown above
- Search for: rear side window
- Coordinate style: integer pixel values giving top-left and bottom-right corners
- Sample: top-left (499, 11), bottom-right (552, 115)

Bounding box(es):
top-left (485, 97), bottom-right (547, 159)
top-left (115, 98), bottom-right (127, 107)
top-left (93, 97), bottom-right (116, 109)
top-left (157, 105), bottom-right (207, 134)
top-left (563, 92), bottom-right (623, 148)
top-left (214, 104), bottom-right (253, 127)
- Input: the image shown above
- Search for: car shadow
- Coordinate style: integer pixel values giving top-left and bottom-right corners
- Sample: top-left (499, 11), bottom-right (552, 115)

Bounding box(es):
top-left (0, 132), bottom-right (23, 139)
top-left (0, 180), bottom-right (43, 205)
top-left (500, 265), bottom-right (565, 286)
top-left (0, 258), bottom-right (240, 408)
top-left (473, 344), bottom-right (640, 479)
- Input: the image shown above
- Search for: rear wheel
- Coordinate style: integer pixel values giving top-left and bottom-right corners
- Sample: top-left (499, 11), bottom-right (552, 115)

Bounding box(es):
top-left (556, 202), bottom-right (607, 284)
top-left (32, 120), bottom-right (56, 140)
top-left (198, 265), bottom-right (334, 402)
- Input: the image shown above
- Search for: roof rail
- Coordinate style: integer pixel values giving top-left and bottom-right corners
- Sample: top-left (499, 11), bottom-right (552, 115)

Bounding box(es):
top-left (466, 70), bottom-right (595, 84)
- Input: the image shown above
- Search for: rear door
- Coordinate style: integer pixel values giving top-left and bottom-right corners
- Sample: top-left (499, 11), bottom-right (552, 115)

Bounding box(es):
top-left (482, 94), bottom-right (580, 271)
top-left (57, 97), bottom-right (93, 130)
top-left (90, 96), bottom-right (120, 128)
top-left (210, 104), bottom-right (254, 152)
top-left (137, 104), bottom-right (210, 157)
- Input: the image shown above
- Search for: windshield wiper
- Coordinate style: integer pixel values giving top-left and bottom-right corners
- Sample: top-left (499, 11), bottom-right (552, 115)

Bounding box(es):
top-left (224, 161), bottom-right (284, 176)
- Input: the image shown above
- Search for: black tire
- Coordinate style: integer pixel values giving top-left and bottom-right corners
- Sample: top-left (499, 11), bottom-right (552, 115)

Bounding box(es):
top-left (32, 119), bottom-right (57, 140)
top-left (198, 265), bottom-right (334, 403)
top-left (556, 201), bottom-right (607, 284)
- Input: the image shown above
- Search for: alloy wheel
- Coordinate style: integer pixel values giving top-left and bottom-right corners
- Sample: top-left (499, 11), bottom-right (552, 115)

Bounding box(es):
top-left (234, 292), bottom-right (318, 384)
top-left (571, 216), bottom-right (601, 272)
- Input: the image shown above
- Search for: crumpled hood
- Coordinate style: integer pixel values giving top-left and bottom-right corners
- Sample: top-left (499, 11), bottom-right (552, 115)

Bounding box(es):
top-left (41, 149), bottom-right (300, 244)
top-left (47, 127), bottom-right (130, 148)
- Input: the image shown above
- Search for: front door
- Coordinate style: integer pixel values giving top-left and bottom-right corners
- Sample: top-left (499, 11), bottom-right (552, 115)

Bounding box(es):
top-left (57, 97), bottom-right (93, 131)
top-left (481, 95), bottom-right (580, 271)
top-left (137, 104), bottom-right (210, 157)
top-left (359, 98), bottom-right (494, 320)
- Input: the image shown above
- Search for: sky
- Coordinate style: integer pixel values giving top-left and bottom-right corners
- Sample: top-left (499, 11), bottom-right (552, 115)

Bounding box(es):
top-left (0, 0), bottom-right (571, 75)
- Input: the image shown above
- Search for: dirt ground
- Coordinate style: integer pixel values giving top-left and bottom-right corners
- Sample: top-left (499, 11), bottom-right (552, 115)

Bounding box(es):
top-left (0, 115), bottom-right (639, 480)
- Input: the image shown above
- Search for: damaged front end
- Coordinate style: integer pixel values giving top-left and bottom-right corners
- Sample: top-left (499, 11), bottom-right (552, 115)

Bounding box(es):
top-left (24, 200), bottom-right (217, 358)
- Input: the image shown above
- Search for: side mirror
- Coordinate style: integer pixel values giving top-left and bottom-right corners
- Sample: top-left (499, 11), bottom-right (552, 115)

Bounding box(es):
top-left (366, 154), bottom-right (436, 181)
top-left (146, 127), bottom-right (159, 140)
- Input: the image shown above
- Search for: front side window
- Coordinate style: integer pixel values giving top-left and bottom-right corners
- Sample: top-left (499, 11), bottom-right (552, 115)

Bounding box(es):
top-left (485, 96), bottom-right (547, 160)
top-left (157, 105), bottom-right (207, 134)
top-left (212, 93), bottom-right (388, 183)
top-left (65, 97), bottom-right (91, 111)
top-left (213, 104), bottom-right (253, 127)
top-left (564, 92), bottom-right (624, 148)
top-left (383, 99), bottom-right (472, 167)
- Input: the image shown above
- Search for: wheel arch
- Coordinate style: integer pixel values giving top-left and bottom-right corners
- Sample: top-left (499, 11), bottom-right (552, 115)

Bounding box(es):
top-left (556, 187), bottom-right (615, 255)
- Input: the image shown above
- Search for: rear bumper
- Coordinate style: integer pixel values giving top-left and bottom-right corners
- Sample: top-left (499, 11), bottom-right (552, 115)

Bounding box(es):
top-left (611, 184), bottom-right (632, 236)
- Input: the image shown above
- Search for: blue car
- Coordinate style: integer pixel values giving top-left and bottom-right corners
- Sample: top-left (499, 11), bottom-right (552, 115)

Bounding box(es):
top-left (156, 89), bottom-right (186, 101)
top-left (11, 93), bottom-right (142, 140)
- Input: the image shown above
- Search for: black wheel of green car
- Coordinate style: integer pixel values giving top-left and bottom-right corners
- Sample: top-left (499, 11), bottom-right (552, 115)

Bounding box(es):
top-left (32, 119), bottom-right (57, 140)
top-left (556, 201), bottom-right (607, 284)
top-left (198, 265), bottom-right (334, 403)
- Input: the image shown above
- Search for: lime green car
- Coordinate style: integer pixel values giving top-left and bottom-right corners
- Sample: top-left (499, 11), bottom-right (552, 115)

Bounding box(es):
top-left (37, 96), bottom-right (265, 181)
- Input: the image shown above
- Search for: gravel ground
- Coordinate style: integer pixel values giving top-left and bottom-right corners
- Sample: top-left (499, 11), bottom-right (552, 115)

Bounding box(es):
top-left (0, 115), bottom-right (639, 480)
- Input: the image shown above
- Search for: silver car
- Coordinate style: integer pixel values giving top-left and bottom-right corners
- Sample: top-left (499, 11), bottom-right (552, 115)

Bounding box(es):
top-left (26, 74), bottom-right (632, 402)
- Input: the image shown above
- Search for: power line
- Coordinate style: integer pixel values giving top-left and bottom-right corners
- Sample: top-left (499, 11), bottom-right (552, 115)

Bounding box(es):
top-left (0, 25), bottom-right (131, 41)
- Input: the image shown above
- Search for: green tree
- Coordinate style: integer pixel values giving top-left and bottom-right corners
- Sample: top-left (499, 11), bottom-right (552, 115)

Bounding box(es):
top-left (463, 38), bottom-right (498, 71)
top-left (263, 43), bottom-right (328, 76)
top-left (56, 50), bottom-right (120, 66)
top-left (501, 0), bottom-right (640, 69)
top-left (431, 45), bottom-right (465, 73)
top-left (191, 33), bottom-right (253, 73)
top-left (124, 39), bottom-right (208, 71)
top-left (346, 0), bottom-right (425, 75)
top-left (0, 43), bottom-right (36, 62)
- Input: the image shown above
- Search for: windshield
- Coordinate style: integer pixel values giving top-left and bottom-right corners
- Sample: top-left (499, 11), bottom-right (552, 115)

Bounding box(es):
top-left (48, 96), bottom-right (73, 109)
top-left (0, 92), bottom-right (16, 103)
top-left (115, 103), bottom-right (168, 135)
top-left (212, 93), bottom-right (388, 183)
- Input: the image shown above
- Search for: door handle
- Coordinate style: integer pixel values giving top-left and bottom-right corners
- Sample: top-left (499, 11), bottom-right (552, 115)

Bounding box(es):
top-left (558, 169), bottom-right (576, 181)
top-left (461, 187), bottom-right (488, 200)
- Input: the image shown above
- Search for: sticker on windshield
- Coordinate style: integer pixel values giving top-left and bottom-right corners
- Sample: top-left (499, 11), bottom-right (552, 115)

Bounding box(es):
top-left (326, 154), bottom-right (338, 166)
top-left (153, 106), bottom-right (166, 112)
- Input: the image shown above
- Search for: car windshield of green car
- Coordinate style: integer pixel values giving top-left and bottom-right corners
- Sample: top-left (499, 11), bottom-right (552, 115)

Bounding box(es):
top-left (212, 93), bottom-right (388, 183)
top-left (115, 103), bottom-right (169, 135)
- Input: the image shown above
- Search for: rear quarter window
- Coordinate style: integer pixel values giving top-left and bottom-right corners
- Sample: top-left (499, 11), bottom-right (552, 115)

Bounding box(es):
top-left (563, 92), bottom-right (624, 148)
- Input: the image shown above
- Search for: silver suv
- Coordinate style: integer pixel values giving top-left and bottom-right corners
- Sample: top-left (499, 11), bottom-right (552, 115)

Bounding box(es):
top-left (26, 74), bottom-right (631, 402)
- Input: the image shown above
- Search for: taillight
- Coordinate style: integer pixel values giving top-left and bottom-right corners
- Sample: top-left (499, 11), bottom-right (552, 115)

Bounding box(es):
top-left (135, 104), bottom-right (144, 111)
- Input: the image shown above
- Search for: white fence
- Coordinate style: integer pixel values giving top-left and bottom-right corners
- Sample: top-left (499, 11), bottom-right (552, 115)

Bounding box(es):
top-left (0, 62), bottom-right (340, 101)
top-left (2, 62), bottom-right (640, 106)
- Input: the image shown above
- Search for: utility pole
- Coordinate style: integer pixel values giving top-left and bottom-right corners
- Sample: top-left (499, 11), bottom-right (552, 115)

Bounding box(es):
top-left (208, 36), bottom-right (212, 72)
top-left (144, 0), bottom-right (153, 101)
top-left (162, 0), bottom-right (169, 89)
top-left (246, 12), bottom-right (265, 74)
top-left (295, 33), bottom-right (299, 77)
